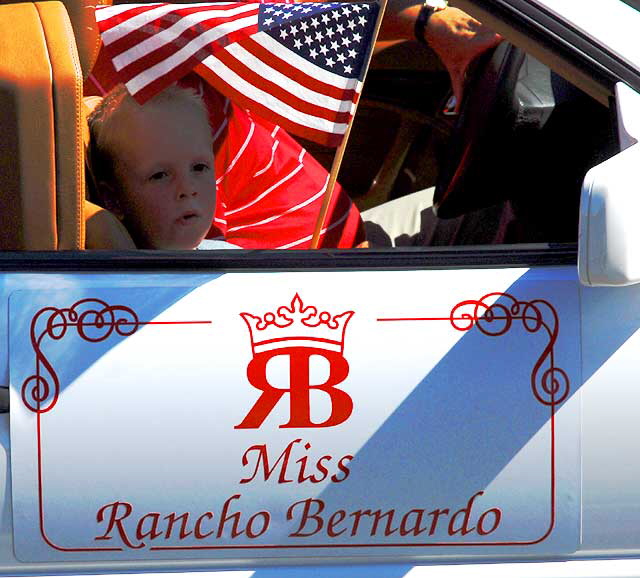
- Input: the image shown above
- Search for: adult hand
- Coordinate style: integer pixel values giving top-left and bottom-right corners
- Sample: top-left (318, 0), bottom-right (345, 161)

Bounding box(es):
top-left (424, 7), bottom-right (501, 112)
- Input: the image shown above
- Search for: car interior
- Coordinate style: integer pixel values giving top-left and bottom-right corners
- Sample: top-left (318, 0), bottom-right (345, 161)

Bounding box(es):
top-left (331, 11), bottom-right (620, 247)
top-left (0, 0), bottom-right (621, 252)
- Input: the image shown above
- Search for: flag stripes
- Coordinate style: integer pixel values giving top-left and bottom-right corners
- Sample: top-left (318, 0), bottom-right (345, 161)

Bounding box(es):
top-left (195, 59), bottom-right (349, 146)
top-left (110, 4), bottom-right (258, 70)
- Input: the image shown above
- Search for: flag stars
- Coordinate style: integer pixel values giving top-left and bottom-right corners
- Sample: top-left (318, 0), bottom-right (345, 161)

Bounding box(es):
top-left (262, 2), bottom-right (370, 79)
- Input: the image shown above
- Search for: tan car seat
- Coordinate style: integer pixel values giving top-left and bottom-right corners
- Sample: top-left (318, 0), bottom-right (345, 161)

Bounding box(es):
top-left (0, 0), bottom-right (134, 249)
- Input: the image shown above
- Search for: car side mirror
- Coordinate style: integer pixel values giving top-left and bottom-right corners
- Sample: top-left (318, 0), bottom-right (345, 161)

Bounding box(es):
top-left (578, 83), bottom-right (640, 287)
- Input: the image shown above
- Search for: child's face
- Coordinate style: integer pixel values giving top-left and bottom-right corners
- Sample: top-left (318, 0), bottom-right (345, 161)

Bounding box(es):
top-left (109, 98), bottom-right (216, 250)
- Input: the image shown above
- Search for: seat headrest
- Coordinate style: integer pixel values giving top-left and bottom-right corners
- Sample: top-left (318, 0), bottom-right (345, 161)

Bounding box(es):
top-left (0, 0), bottom-right (112, 78)
top-left (67, 0), bottom-right (113, 78)
top-left (60, 0), bottom-right (112, 79)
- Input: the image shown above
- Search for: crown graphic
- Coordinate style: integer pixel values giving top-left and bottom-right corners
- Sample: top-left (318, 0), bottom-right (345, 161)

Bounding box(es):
top-left (241, 294), bottom-right (354, 355)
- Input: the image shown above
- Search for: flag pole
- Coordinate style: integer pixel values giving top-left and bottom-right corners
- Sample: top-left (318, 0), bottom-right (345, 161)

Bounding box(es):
top-left (309, 0), bottom-right (388, 249)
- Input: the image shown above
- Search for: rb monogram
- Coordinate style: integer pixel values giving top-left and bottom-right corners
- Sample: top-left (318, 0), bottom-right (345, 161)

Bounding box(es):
top-left (237, 295), bottom-right (354, 429)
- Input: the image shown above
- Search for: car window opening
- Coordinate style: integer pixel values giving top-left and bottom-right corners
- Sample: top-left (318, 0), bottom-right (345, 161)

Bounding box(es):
top-left (0, 0), bottom-right (621, 256)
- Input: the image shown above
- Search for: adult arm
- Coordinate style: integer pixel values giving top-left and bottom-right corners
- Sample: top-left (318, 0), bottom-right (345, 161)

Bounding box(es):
top-left (378, 2), bottom-right (501, 111)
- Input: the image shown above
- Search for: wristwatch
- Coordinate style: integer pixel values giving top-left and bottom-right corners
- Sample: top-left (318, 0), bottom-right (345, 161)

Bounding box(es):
top-left (414, 0), bottom-right (448, 45)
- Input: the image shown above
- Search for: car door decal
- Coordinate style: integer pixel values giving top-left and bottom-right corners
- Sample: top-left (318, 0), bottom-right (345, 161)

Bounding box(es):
top-left (9, 270), bottom-right (580, 562)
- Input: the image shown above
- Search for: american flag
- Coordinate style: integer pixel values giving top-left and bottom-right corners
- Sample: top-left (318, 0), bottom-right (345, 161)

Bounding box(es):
top-left (95, 2), bottom-right (379, 146)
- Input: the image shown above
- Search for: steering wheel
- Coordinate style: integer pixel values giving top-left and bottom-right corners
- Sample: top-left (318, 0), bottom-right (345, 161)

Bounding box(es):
top-left (432, 42), bottom-right (526, 219)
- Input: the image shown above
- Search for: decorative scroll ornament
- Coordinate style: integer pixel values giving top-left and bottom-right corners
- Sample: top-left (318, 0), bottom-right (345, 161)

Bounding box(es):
top-left (22, 299), bottom-right (140, 414)
top-left (449, 292), bottom-right (569, 406)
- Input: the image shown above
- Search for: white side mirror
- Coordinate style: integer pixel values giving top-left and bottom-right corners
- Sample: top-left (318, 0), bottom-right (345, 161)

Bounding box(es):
top-left (578, 83), bottom-right (640, 287)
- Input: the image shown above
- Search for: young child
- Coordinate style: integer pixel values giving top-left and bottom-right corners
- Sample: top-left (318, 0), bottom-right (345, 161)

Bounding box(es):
top-left (88, 84), bottom-right (232, 250)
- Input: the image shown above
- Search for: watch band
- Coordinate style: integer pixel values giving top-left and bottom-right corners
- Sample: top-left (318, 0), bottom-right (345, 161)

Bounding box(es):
top-left (414, 0), bottom-right (448, 45)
